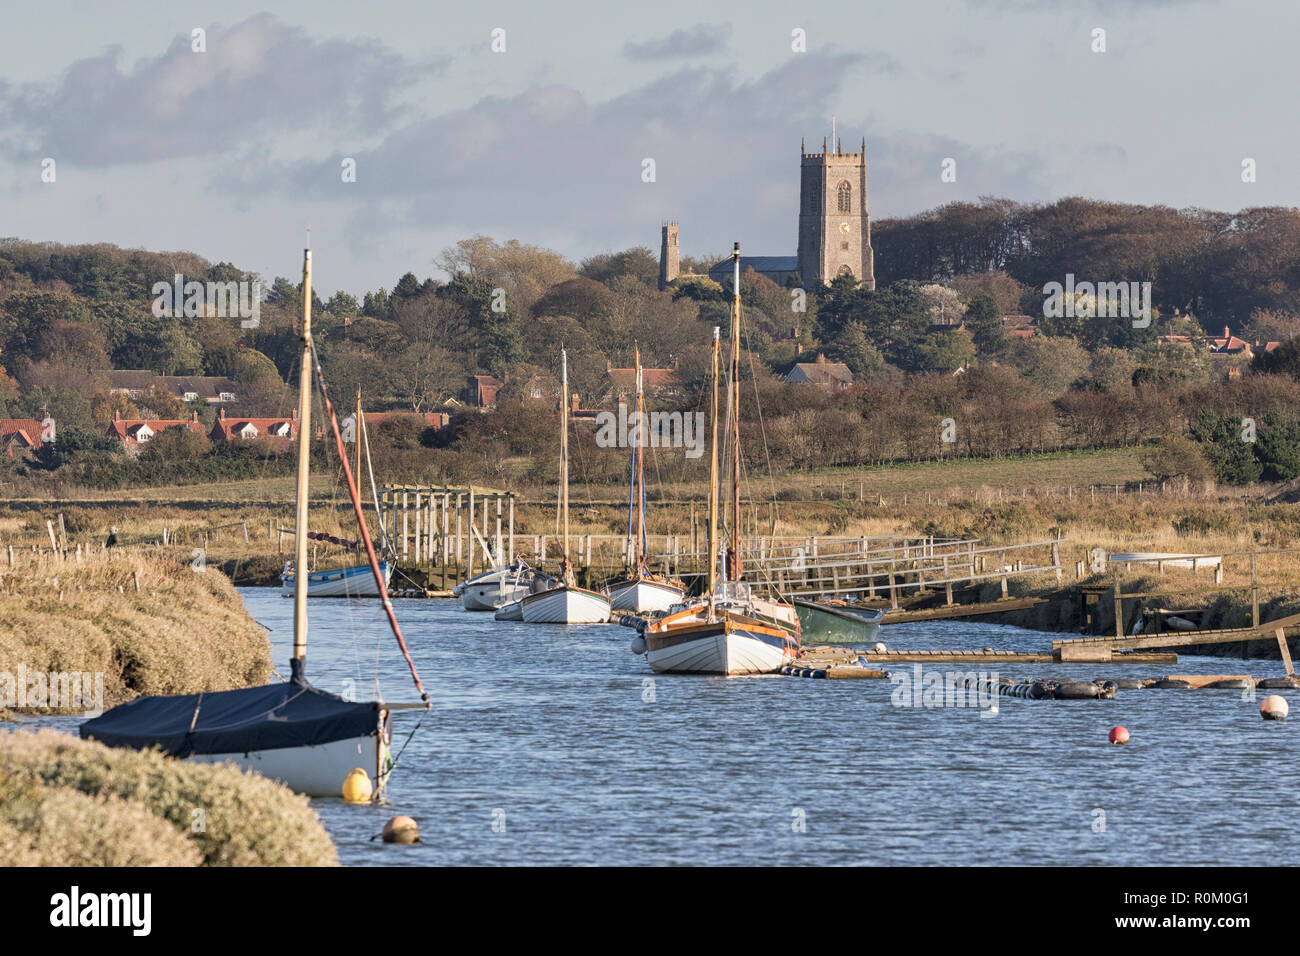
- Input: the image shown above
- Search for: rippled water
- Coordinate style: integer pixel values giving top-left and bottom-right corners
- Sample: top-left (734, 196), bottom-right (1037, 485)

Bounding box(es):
top-left (23, 589), bottom-right (1300, 866)
top-left (227, 589), bottom-right (1300, 867)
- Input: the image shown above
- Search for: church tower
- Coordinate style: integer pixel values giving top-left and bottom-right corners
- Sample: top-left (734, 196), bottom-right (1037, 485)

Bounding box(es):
top-left (659, 221), bottom-right (680, 290)
top-left (797, 136), bottom-right (875, 289)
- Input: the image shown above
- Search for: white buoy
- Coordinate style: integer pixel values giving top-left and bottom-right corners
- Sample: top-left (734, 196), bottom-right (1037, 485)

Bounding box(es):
top-left (1261, 695), bottom-right (1289, 721)
top-left (874, 642), bottom-right (887, 653)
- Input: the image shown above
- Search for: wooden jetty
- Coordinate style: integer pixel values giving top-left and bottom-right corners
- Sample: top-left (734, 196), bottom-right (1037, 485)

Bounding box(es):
top-left (796, 645), bottom-right (1177, 666)
top-left (1052, 611), bottom-right (1300, 672)
top-left (879, 595), bottom-right (1057, 624)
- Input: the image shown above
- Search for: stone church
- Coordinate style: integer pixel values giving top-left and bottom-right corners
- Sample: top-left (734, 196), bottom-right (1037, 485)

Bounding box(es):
top-left (658, 136), bottom-right (876, 291)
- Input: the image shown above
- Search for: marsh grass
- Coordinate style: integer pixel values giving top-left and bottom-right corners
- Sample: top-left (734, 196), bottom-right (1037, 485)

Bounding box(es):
top-left (0, 548), bottom-right (271, 711)
top-left (0, 730), bottom-right (338, 866)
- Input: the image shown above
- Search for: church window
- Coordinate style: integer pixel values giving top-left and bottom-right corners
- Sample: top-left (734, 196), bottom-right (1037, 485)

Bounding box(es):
top-left (837, 181), bottom-right (852, 213)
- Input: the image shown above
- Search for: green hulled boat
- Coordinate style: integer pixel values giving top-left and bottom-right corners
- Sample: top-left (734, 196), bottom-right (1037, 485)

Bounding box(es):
top-left (793, 599), bottom-right (885, 645)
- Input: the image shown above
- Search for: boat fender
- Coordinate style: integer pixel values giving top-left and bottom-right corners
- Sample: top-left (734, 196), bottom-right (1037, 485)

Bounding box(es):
top-left (1052, 681), bottom-right (1103, 700)
top-left (811, 669), bottom-right (827, 679)
top-left (1108, 679), bottom-right (1145, 689)
top-left (1205, 678), bottom-right (1252, 690)
top-left (1151, 679), bottom-right (1192, 689)
top-left (1257, 677), bottom-right (1300, 690)
top-left (629, 635), bottom-right (647, 655)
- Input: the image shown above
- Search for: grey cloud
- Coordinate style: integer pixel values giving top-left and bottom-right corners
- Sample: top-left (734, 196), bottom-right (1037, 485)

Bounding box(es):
top-left (623, 24), bottom-right (732, 60)
top-left (0, 14), bottom-right (439, 166)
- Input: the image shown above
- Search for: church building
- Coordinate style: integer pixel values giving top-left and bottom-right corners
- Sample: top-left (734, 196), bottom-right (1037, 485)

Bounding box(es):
top-left (659, 135), bottom-right (876, 291)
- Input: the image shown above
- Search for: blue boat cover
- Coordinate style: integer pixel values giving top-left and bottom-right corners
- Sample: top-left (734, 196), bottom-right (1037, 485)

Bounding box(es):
top-left (80, 668), bottom-right (379, 757)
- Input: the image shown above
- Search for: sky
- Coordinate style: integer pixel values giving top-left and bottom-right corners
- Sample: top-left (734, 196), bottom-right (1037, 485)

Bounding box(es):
top-left (1, 0), bottom-right (1296, 296)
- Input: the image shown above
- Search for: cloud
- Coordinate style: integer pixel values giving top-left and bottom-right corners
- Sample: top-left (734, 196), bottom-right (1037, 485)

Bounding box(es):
top-left (623, 24), bottom-right (731, 60)
top-left (0, 14), bottom-right (440, 166)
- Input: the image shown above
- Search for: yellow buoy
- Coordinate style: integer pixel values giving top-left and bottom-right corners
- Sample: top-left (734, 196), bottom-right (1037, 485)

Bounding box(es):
top-left (342, 768), bottom-right (374, 803)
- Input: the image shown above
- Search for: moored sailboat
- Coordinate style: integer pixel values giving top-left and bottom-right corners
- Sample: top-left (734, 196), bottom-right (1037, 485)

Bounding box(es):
top-left (642, 247), bottom-right (800, 674)
top-left (280, 388), bottom-right (395, 598)
top-left (519, 347), bottom-right (612, 625)
top-left (82, 243), bottom-right (430, 797)
top-left (604, 348), bottom-right (686, 613)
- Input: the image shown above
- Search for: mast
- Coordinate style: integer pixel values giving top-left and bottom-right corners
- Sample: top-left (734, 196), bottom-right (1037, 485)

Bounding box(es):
top-left (561, 348), bottom-right (569, 560)
top-left (292, 242), bottom-right (313, 668)
top-left (707, 325), bottom-right (719, 598)
top-left (729, 242), bottom-right (742, 581)
top-left (354, 387), bottom-right (362, 501)
top-left (634, 347), bottom-right (645, 572)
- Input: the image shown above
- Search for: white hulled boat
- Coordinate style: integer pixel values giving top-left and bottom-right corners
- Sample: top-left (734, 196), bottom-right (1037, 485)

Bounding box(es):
top-left (82, 244), bottom-right (430, 796)
top-left (639, 245), bottom-right (800, 674)
top-left (520, 348), bottom-right (611, 625)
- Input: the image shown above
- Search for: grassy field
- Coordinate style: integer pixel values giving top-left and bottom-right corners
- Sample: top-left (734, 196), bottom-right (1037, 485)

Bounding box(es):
top-left (2, 446), bottom-right (1296, 603)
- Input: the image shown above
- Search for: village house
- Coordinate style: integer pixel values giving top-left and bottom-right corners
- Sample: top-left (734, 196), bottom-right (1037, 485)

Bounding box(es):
top-left (785, 354), bottom-right (854, 390)
top-left (465, 374), bottom-right (504, 411)
top-left (106, 370), bottom-right (238, 404)
top-left (602, 360), bottom-right (682, 405)
top-left (341, 409), bottom-right (450, 439)
top-left (209, 407), bottom-right (298, 446)
top-left (105, 410), bottom-right (206, 452)
top-left (0, 417), bottom-right (55, 457)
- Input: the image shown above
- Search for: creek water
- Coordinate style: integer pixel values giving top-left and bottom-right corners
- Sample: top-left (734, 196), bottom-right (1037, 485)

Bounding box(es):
top-left (230, 588), bottom-right (1300, 866)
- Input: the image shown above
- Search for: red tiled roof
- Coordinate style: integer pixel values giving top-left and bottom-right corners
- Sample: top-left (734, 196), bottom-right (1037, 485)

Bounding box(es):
top-left (0, 419), bottom-right (44, 443)
top-left (106, 414), bottom-right (205, 447)
top-left (210, 408), bottom-right (298, 442)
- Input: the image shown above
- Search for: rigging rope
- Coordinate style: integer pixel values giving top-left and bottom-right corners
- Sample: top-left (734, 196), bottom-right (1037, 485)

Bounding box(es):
top-left (308, 338), bottom-right (430, 705)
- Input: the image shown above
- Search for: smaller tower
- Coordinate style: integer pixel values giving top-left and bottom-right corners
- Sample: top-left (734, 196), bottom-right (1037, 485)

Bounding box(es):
top-left (659, 222), bottom-right (680, 290)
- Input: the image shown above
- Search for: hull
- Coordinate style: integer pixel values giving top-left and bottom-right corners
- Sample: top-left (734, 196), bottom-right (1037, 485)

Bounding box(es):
top-left (191, 730), bottom-right (386, 798)
top-left (520, 586), bottom-right (611, 624)
top-left (645, 615), bottom-right (796, 675)
top-left (458, 564), bottom-right (534, 610)
top-left (281, 562), bottom-right (392, 598)
top-left (494, 600), bottom-right (524, 621)
top-left (605, 576), bottom-right (686, 613)
top-left (794, 600), bottom-right (883, 645)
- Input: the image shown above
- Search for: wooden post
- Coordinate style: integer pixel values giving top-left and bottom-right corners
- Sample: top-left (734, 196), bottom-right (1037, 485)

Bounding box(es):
top-left (508, 497), bottom-right (515, 563)
top-left (414, 491), bottom-right (422, 565)
top-left (402, 490), bottom-right (410, 560)
top-left (57, 513), bottom-right (67, 551)
top-left (1276, 627), bottom-right (1294, 677)
top-left (46, 520), bottom-right (57, 552)
top-left (1113, 569), bottom-right (1123, 639)
top-left (496, 496), bottom-right (503, 563)
top-left (466, 488), bottom-right (475, 578)
top-left (442, 493), bottom-right (451, 590)
top-left (1251, 551), bottom-right (1259, 629)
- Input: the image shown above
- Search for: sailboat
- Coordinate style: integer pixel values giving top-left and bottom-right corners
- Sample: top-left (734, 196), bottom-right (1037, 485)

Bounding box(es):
top-left (82, 244), bottom-right (430, 797)
top-left (604, 348), bottom-right (686, 613)
top-left (456, 558), bottom-right (538, 611)
top-left (280, 388), bottom-right (393, 598)
top-left (519, 348), bottom-right (612, 625)
top-left (641, 244), bottom-right (801, 674)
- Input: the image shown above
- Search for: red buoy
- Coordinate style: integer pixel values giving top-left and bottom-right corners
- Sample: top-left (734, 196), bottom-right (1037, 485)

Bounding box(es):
top-left (1260, 695), bottom-right (1289, 721)
top-left (1108, 725), bottom-right (1130, 744)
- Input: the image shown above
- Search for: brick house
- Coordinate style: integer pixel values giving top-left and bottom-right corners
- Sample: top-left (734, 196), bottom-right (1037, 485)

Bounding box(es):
top-left (209, 407), bottom-right (299, 446)
top-left (106, 410), bottom-right (206, 451)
